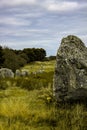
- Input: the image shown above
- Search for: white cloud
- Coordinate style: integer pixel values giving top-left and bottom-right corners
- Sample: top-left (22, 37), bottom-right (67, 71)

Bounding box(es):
top-left (1, 0), bottom-right (87, 13)
top-left (0, 26), bottom-right (49, 38)
top-left (11, 29), bottom-right (49, 37)
top-left (0, 17), bottom-right (31, 26)
top-left (0, 0), bottom-right (37, 7)
top-left (40, 1), bottom-right (87, 12)
top-left (15, 12), bottom-right (43, 18)
top-left (46, 1), bottom-right (78, 12)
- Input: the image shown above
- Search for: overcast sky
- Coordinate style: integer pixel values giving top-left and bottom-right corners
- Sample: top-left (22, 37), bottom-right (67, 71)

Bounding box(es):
top-left (0, 0), bottom-right (87, 56)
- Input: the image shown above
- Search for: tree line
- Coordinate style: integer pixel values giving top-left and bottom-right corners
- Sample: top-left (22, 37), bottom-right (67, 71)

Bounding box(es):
top-left (0, 46), bottom-right (46, 72)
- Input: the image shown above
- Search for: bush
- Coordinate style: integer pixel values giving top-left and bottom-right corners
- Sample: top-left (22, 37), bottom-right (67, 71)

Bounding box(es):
top-left (0, 46), bottom-right (4, 68)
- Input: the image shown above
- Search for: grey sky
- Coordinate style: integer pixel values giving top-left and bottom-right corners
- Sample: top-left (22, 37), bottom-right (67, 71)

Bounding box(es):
top-left (0, 0), bottom-right (87, 56)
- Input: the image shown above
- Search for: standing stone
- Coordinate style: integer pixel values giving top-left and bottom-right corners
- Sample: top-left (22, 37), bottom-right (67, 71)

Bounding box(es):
top-left (15, 70), bottom-right (21, 77)
top-left (53, 35), bottom-right (87, 103)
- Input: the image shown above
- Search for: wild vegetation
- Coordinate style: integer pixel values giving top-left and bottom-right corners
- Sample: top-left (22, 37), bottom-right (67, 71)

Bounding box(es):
top-left (0, 60), bottom-right (87, 130)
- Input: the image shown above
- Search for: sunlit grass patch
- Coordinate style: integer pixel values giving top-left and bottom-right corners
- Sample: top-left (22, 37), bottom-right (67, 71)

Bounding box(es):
top-left (22, 60), bottom-right (55, 73)
top-left (0, 98), bottom-right (29, 118)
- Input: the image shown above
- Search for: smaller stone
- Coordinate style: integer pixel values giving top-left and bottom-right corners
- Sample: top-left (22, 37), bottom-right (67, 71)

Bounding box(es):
top-left (0, 68), bottom-right (14, 78)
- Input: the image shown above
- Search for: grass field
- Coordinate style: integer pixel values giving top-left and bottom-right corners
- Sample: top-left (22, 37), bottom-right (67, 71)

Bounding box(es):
top-left (0, 60), bottom-right (87, 130)
top-left (22, 60), bottom-right (55, 73)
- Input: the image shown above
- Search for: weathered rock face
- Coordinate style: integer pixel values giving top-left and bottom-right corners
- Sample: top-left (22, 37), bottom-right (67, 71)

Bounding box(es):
top-left (53, 35), bottom-right (87, 103)
top-left (0, 68), bottom-right (14, 78)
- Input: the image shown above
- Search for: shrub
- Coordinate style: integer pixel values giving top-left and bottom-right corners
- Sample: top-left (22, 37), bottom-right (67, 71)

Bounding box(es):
top-left (3, 48), bottom-right (27, 72)
top-left (38, 84), bottom-right (54, 106)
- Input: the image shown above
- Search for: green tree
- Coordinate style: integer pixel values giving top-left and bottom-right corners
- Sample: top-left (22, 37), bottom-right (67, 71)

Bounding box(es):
top-left (3, 48), bottom-right (27, 72)
top-left (14, 49), bottom-right (29, 63)
top-left (23, 48), bottom-right (46, 62)
top-left (39, 48), bottom-right (46, 61)
top-left (23, 48), bottom-right (35, 62)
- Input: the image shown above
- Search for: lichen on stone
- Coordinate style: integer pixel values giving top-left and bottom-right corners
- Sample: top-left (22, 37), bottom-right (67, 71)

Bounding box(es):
top-left (53, 35), bottom-right (87, 103)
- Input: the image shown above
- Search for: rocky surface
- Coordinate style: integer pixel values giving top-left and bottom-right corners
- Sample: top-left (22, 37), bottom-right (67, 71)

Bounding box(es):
top-left (53, 35), bottom-right (87, 103)
top-left (0, 68), bottom-right (14, 78)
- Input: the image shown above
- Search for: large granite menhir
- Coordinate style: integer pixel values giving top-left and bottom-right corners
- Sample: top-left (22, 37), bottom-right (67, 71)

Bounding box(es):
top-left (53, 35), bottom-right (87, 103)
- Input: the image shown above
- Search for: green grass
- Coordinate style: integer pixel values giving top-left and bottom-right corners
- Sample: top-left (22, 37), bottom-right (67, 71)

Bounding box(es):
top-left (0, 87), bottom-right (87, 130)
top-left (0, 60), bottom-right (87, 130)
top-left (22, 60), bottom-right (55, 73)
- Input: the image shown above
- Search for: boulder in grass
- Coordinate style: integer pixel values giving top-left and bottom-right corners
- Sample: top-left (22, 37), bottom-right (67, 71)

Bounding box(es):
top-left (21, 70), bottom-right (29, 77)
top-left (0, 68), bottom-right (14, 78)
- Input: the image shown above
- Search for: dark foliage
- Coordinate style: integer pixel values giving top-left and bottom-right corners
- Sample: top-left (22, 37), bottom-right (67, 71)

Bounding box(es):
top-left (3, 47), bottom-right (27, 72)
top-left (23, 48), bottom-right (46, 63)
top-left (0, 45), bottom-right (4, 68)
top-left (48, 56), bottom-right (56, 60)
top-left (1, 46), bottom-right (46, 72)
